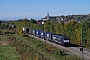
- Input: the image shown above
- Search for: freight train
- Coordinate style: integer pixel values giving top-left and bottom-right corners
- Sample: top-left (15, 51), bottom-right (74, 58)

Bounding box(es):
top-left (22, 27), bottom-right (70, 46)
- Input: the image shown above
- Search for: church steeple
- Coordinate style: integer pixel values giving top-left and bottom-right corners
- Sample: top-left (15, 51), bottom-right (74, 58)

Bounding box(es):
top-left (47, 12), bottom-right (49, 17)
top-left (47, 12), bottom-right (49, 20)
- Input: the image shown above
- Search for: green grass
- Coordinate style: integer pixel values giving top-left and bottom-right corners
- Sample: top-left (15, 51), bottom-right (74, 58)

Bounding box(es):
top-left (0, 45), bottom-right (21, 60)
top-left (0, 32), bottom-right (84, 60)
top-left (13, 34), bottom-right (84, 60)
top-left (0, 31), bottom-right (21, 60)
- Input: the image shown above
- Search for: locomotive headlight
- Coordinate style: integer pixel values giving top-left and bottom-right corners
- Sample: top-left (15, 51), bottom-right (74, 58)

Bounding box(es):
top-left (64, 40), bottom-right (69, 43)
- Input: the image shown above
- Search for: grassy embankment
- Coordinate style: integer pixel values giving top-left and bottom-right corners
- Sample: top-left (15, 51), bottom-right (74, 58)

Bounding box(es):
top-left (0, 28), bottom-right (84, 60)
top-left (10, 33), bottom-right (84, 60)
top-left (0, 34), bottom-right (21, 60)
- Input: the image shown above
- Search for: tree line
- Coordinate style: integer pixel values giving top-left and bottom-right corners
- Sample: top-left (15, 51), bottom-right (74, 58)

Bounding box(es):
top-left (8, 18), bottom-right (90, 48)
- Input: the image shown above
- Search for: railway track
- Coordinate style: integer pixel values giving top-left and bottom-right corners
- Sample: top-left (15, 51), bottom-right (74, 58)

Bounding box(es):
top-left (67, 47), bottom-right (90, 60)
top-left (28, 34), bottom-right (90, 60)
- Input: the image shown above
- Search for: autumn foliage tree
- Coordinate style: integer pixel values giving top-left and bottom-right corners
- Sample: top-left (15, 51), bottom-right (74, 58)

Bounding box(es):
top-left (11, 18), bottom-right (90, 48)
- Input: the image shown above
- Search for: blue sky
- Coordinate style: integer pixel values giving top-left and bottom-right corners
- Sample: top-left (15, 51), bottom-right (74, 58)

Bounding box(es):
top-left (0, 0), bottom-right (90, 20)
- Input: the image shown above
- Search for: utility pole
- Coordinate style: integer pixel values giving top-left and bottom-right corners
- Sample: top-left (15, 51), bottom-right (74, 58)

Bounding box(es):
top-left (80, 25), bottom-right (83, 59)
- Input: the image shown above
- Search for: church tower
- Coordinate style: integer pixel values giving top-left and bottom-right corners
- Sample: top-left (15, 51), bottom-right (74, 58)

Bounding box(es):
top-left (47, 12), bottom-right (49, 20)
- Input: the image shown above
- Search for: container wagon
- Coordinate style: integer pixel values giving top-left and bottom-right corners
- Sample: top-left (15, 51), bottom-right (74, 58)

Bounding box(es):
top-left (32, 30), bottom-right (35, 36)
top-left (29, 29), bottom-right (33, 34)
top-left (45, 32), bottom-right (54, 41)
top-left (22, 28), bottom-right (29, 33)
top-left (35, 30), bottom-right (41, 37)
top-left (40, 31), bottom-right (45, 39)
top-left (25, 28), bottom-right (29, 34)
